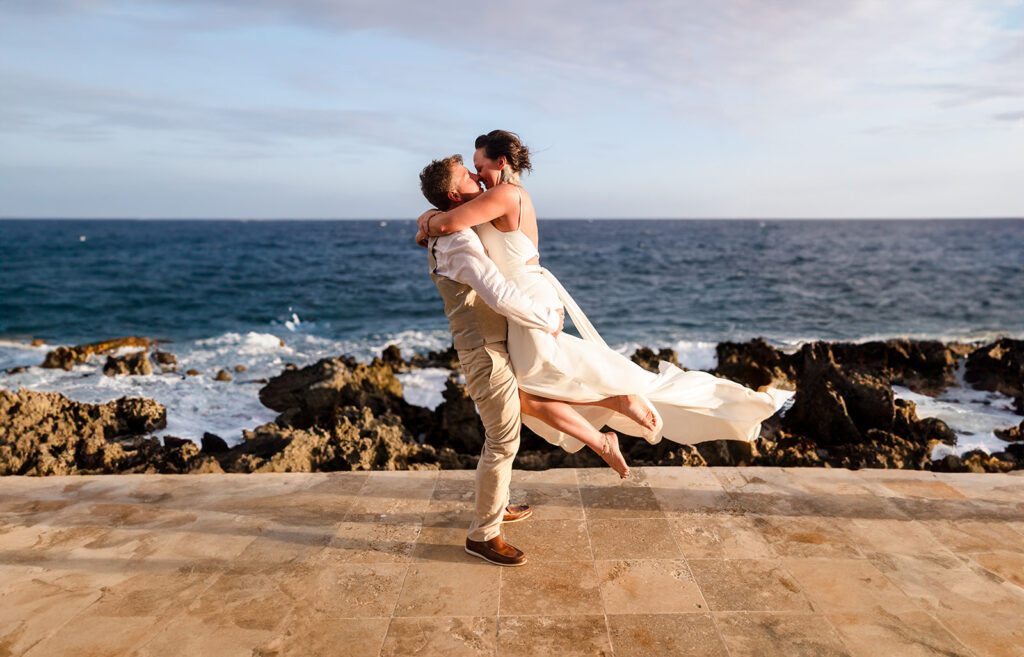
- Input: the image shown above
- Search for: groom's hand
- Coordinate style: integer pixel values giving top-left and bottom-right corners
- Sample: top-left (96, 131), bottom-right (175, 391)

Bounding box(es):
top-left (415, 229), bottom-right (429, 248)
top-left (553, 308), bottom-right (565, 338)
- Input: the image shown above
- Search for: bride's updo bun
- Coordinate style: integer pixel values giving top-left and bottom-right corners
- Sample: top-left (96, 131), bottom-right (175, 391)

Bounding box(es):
top-left (475, 130), bottom-right (532, 175)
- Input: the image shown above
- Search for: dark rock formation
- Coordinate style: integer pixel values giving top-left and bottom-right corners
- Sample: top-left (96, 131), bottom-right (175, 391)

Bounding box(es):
top-left (0, 388), bottom-right (178, 475)
top-left (41, 337), bottom-right (151, 371)
top-left (215, 369), bottom-right (232, 382)
top-left (221, 407), bottom-right (469, 473)
top-left (714, 338), bottom-right (795, 389)
top-left (966, 338), bottom-right (1024, 413)
top-left (152, 350), bottom-right (178, 373)
top-left (996, 420), bottom-right (1024, 442)
top-left (432, 376), bottom-right (486, 453)
top-left (381, 345), bottom-right (404, 368)
top-left (103, 350), bottom-right (153, 376)
top-left (407, 346), bottom-right (460, 370)
top-left (630, 347), bottom-right (680, 373)
top-left (202, 432), bottom-right (230, 453)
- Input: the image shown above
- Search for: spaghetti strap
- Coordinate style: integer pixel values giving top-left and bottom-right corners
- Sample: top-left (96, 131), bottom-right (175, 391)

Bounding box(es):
top-left (514, 186), bottom-right (523, 231)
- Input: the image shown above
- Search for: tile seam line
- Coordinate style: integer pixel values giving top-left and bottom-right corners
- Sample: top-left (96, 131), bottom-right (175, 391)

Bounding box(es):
top-left (831, 550), bottom-right (983, 657)
top-left (378, 473), bottom-right (436, 657)
top-left (661, 480), bottom-right (734, 657)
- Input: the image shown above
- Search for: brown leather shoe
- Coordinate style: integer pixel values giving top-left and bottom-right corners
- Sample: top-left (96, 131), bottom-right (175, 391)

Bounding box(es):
top-left (465, 535), bottom-right (527, 566)
top-left (502, 504), bottom-right (533, 524)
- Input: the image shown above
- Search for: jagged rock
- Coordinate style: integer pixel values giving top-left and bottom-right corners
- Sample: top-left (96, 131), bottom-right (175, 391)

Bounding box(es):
top-left (5, 367), bottom-right (27, 375)
top-left (222, 406), bottom-right (468, 472)
top-left (784, 343), bottom-right (895, 446)
top-left (103, 350), bottom-right (153, 376)
top-left (961, 449), bottom-right (1016, 474)
top-left (996, 420), bottom-right (1024, 442)
top-left (407, 346), bottom-right (460, 370)
top-left (630, 347), bottom-right (680, 373)
top-left (433, 376), bottom-right (485, 453)
top-left (41, 337), bottom-right (151, 370)
top-left (234, 364), bottom-right (247, 373)
top-left (163, 436), bottom-right (192, 449)
top-left (260, 356), bottom-right (402, 423)
top-left (0, 388), bottom-right (167, 475)
top-left (215, 370), bottom-right (232, 382)
top-left (186, 369), bottom-right (199, 376)
top-left (201, 432), bottom-right (230, 453)
top-left (30, 339), bottom-right (46, 346)
top-left (965, 338), bottom-right (1024, 412)
top-left (828, 339), bottom-right (970, 396)
top-left (714, 338), bottom-right (794, 389)
top-left (931, 454), bottom-right (965, 472)
top-left (696, 439), bottom-right (758, 466)
top-left (152, 350), bottom-right (178, 372)
top-left (381, 345), bottom-right (404, 368)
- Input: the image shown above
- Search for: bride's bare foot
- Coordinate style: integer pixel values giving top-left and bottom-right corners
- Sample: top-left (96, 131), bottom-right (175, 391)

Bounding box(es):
top-left (617, 394), bottom-right (658, 431)
top-left (592, 431), bottom-right (629, 479)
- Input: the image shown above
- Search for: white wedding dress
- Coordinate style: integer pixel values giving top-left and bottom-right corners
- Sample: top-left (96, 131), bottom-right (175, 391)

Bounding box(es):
top-left (474, 192), bottom-right (792, 453)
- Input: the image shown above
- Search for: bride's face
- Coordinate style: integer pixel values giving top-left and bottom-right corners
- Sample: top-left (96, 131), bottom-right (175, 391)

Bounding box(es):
top-left (473, 148), bottom-right (504, 189)
top-left (450, 163), bottom-right (484, 201)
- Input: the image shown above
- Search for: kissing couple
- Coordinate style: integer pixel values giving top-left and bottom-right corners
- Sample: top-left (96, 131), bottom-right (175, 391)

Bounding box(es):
top-left (414, 130), bottom-right (791, 566)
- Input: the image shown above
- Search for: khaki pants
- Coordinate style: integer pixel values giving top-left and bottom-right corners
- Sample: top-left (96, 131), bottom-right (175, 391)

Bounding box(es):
top-left (458, 343), bottom-right (521, 542)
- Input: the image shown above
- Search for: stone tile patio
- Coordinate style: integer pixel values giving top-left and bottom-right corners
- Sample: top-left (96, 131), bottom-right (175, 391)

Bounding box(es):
top-left (1, 466), bottom-right (1023, 657)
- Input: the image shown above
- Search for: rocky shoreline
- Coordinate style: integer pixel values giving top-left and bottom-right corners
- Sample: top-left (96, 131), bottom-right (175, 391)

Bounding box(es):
top-left (2, 337), bottom-right (1022, 476)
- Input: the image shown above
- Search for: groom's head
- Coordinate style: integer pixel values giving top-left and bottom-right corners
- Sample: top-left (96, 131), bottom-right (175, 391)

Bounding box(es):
top-left (419, 155), bottom-right (483, 210)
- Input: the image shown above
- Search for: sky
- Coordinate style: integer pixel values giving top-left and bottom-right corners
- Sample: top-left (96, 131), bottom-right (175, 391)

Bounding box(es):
top-left (1, 0), bottom-right (1022, 219)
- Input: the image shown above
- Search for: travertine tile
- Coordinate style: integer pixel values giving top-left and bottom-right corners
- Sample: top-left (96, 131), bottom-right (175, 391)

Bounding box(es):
top-left (782, 558), bottom-right (919, 613)
top-left (687, 559), bottom-right (811, 612)
top-left (382, 617), bottom-right (497, 657)
top-left (933, 608), bottom-right (1024, 657)
top-left (502, 519), bottom-right (591, 562)
top-left (587, 518), bottom-right (681, 560)
top-left (714, 612), bottom-right (853, 657)
top-left (508, 480), bottom-right (585, 521)
top-left (0, 569), bottom-right (125, 656)
top-left (752, 515), bottom-right (864, 559)
top-left (969, 551), bottom-right (1024, 588)
top-left (867, 552), bottom-right (1024, 616)
top-left (669, 513), bottom-right (776, 559)
top-left (878, 479), bottom-right (967, 500)
top-left (919, 518), bottom-right (1024, 554)
top-left (606, 613), bottom-right (728, 657)
top-left (322, 522), bottom-right (422, 563)
top-left (500, 561), bottom-right (603, 616)
top-left (497, 615), bottom-right (611, 657)
top-left (410, 526), bottom-right (480, 564)
top-left (256, 615), bottom-right (389, 657)
top-left (596, 559), bottom-right (705, 614)
top-left (579, 486), bottom-right (663, 520)
top-left (394, 562), bottom-right (499, 617)
top-left (132, 612), bottom-right (277, 657)
top-left (828, 609), bottom-right (974, 657)
top-left (275, 562), bottom-right (409, 618)
top-left (845, 518), bottom-right (957, 558)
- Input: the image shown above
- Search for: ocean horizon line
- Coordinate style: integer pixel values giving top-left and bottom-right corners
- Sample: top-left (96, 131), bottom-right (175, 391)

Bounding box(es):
top-left (2, 216), bottom-right (1022, 222)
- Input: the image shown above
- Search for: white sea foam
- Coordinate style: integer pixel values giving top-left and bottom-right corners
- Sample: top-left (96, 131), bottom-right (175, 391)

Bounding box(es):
top-left (396, 367), bottom-right (452, 410)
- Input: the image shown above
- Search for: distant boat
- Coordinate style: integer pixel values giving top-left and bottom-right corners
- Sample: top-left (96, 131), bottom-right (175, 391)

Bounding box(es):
top-left (379, 221), bottom-right (387, 227)
top-left (79, 235), bottom-right (87, 242)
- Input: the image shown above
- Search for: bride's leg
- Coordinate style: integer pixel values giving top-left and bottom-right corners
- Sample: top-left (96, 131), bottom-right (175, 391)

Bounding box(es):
top-left (518, 391), bottom-right (629, 478)
top-left (574, 395), bottom-right (658, 431)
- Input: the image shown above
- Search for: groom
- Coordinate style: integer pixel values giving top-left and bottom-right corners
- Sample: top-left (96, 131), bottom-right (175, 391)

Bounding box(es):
top-left (417, 154), bottom-right (563, 566)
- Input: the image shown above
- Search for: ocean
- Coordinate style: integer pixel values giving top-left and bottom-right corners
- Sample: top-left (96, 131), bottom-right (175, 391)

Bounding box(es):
top-left (2, 218), bottom-right (1022, 455)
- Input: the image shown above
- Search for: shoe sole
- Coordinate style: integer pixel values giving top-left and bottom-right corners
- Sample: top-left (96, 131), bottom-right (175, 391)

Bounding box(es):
top-left (464, 546), bottom-right (528, 567)
top-left (501, 509), bottom-right (533, 524)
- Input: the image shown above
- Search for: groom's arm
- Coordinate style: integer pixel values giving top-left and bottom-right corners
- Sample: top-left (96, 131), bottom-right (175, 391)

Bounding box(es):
top-left (434, 230), bottom-right (562, 334)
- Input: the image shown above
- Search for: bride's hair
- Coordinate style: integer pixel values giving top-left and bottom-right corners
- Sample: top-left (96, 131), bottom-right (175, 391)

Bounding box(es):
top-left (475, 130), bottom-right (532, 176)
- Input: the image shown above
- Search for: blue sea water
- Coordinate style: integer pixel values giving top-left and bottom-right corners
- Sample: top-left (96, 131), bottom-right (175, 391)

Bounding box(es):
top-left (1, 218), bottom-right (1022, 449)
top-left (2, 218), bottom-right (1022, 346)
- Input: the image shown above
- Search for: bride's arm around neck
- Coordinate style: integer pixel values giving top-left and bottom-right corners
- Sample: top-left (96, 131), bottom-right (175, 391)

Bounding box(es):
top-left (426, 184), bottom-right (522, 237)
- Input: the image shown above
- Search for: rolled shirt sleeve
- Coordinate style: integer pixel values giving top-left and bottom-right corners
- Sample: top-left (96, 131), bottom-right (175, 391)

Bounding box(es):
top-left (432, 230), bottom-right (560, 333)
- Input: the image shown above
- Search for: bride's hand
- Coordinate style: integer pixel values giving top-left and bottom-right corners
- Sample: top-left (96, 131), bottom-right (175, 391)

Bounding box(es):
top-left (417, 209), bottom-right (442, 236)
top-left (553, 308), bottom-right (564, 338)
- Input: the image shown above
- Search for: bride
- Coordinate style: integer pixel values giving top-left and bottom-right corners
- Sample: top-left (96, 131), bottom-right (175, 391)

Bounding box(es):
top-left (418, 130), bottom-right (791, 477)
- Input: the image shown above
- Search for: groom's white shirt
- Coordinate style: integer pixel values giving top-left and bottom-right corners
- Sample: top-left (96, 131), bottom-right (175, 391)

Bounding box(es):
top-left (430, 228), bottom-right (560, 333)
